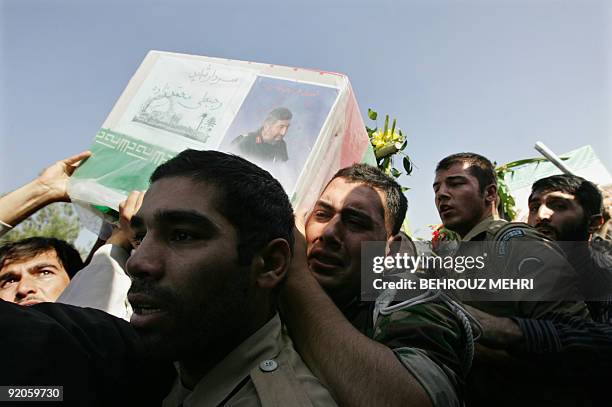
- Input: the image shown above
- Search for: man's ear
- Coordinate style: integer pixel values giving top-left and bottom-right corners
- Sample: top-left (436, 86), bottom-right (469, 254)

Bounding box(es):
top-left (587, 214), bottom-right (604, 235)
top-left (252, 238), bottom-right (291, 289)
top-left (484, 183), bottom-right (498, 205)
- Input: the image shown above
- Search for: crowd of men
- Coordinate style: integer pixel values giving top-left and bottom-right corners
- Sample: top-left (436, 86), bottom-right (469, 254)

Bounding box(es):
top-left (0, 147), bottom-right (610, 407)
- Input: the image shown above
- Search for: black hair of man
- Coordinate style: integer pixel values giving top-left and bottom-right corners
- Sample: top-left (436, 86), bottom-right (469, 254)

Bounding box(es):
top-left (0, 237), bottom-right (84, 278)
top-left (436, 152), bottom-right (497, 193)
top-left (150, 149), bottom-right (295, 265)
top-left (531, 174), bottom-right (604, 218)
top-left (264, 107), bottom-right (293, 124)
top-left (332, 163), bottom-right (407, 235)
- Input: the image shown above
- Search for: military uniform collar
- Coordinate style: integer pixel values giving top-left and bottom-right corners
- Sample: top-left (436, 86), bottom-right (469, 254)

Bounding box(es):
top-left (163, 314), bottom-right (282, 407)
top-left (462, 216), bottom-right (499, 241)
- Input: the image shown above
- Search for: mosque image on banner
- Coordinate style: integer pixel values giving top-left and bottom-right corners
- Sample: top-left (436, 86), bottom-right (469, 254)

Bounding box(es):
top-left (69, 51), bottom-right (375, 226)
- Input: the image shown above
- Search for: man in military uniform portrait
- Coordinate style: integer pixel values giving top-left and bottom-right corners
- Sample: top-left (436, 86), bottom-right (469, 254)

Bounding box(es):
top-left (231, 107), bottom-right (293, 163)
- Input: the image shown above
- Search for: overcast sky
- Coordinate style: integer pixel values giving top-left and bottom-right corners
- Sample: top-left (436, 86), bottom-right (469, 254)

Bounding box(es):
top-left (1, 0), bottom-right (610, 239)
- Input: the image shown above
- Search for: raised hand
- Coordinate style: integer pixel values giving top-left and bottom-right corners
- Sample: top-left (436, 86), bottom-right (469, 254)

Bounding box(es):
top-left (36, 150), bottom-right (92, 202)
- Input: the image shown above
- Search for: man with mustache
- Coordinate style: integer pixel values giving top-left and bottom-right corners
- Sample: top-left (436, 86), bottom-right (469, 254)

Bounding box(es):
top-left (469, 174), bottom-right (612, 348)
top-left (528, 175), bottom-right (604, 242)
top-left (127, 149), bottom-right (336, 406)
top-left (1, 150), bottom-right (337, 407)
top-left (527, 174), bottom-right (611, 316)
top-left (282, 164), bottom-right (466, 407)
top-left (459, 173), bottom-right (612, 406)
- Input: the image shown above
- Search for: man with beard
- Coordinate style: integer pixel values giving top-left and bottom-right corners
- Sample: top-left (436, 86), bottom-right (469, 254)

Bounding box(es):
top-left (0, 150), bottom-right (337, 407)
top-left (470, 174), bottom-right (612, 348)
top-left (528, 175), bottom-right (612, 316)
top-left (282, 164), bottom-right (467, 407)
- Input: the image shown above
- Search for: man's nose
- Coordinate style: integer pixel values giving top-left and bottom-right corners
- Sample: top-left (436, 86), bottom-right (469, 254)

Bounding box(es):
top-left (126, 237), bottom-right (164, 281)
top-left (435, 184), bottom-right (450, 203)
top-left (16, 277), bottom-right (37, 299)
top-left (536, 204), bottom-right (553, 222)
top-left (320, 215), bottom-right (343, 250)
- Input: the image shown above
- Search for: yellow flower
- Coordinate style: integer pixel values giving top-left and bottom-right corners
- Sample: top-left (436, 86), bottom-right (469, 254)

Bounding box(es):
top-left (371, 128), bottom-right (404, 149)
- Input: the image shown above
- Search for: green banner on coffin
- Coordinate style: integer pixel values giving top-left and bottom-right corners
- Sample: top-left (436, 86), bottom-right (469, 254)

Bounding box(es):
top-left (74, 128), bottom-right (177, 196)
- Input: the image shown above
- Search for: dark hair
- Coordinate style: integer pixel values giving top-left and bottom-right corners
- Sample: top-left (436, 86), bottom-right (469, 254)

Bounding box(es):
top-left (436, 152), bottom-right (497, 193)
top-left (0, 237), bottom-right (83, 278)
top-left (265, 107), bottom-right (293, 124)
top-left (531, 174), bottom-right (603, 218)
top-left (151, 150), bottom-right (294, 264)
top-left (331, 164), bottom-right (407, 235)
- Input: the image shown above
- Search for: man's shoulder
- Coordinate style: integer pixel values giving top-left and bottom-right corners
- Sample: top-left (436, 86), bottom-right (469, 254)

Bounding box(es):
top-left (255, 329), bottom-right (338, 406)
top-left (372, 300), bottom-right (465, 405)
top-left (232, 131), bottom-right (259, 146)
top-left (488, 221), bottom-right (546, 242)
top-left (592, 238), bottom-right (612, 265)
top-left (373, 300), bottom-right (465, 346)
top-left (485, 219), bottom-right (516, 238)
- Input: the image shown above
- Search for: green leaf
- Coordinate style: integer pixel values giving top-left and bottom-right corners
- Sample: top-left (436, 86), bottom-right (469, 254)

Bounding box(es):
top-left (391, 168), bottom-right (401, 178)
top-left (381, 157), bottom-right (391, 172)
top-left (368, 108), bottom-right (378, 121)
top-left (390, 118), bottom-right (396, 136)
top-left (497, 157), bottom-right (555, 171)
top-left (403, 156), bottom-right (413, 175)
top-left (383, 115), bottom-right (389, 134)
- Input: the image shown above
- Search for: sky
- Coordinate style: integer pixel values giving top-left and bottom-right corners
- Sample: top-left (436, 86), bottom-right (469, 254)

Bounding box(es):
top-left (1, 0), bottom-right (610, 241)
